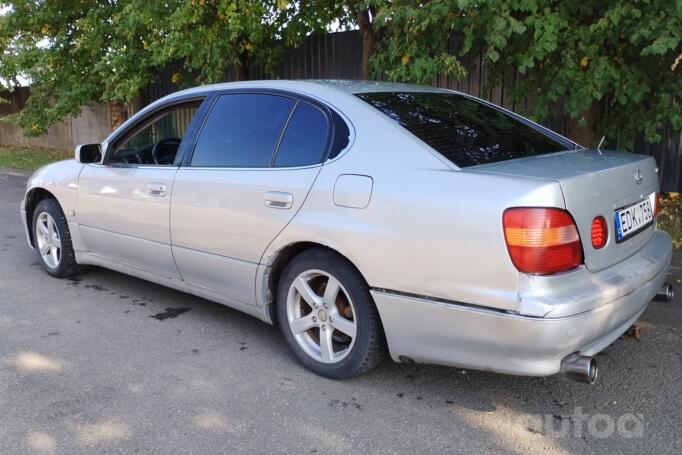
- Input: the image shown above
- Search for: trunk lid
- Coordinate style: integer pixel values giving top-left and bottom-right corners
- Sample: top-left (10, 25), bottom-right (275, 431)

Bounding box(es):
top-left (469, 149), bottom-right (659, 271)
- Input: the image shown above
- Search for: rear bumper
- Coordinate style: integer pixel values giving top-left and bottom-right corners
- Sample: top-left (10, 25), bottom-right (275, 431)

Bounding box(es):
top-left (372, 230), bottom-right (672, 376)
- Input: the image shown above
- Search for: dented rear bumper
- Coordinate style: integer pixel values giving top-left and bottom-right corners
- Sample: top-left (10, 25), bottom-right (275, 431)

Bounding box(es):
top-left (372, 230), bottom-right (672, 377)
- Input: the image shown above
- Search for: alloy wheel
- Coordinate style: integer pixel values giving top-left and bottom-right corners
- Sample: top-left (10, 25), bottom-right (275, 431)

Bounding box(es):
top-left (35, 212), bottom-right (62, 269)
top-left (286, 269), bottom-right (357, 363)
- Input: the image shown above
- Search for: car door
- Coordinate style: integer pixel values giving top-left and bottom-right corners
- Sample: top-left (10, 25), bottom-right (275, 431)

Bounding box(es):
top-left (77, 98), bottom-right (206, 279)
top-left (170, 92), bottom-right (332, 305)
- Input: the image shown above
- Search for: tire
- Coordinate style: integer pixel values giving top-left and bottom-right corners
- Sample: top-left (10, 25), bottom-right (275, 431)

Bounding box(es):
top-left (276, 248), bottom-right (386, 379)
top-left (32, 198), bottom-right (80, 278)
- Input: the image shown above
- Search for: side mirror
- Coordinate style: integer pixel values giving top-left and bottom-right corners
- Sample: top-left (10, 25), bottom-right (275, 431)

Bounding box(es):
top-left (75, 143), bottom-right (102, 164)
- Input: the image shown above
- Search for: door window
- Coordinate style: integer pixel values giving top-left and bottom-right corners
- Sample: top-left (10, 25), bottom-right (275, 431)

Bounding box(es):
top-left (109, 101), bottom-right (201, 165)
top-left (191, 94), bottom-right (295, 167)
top-left (273, 102), bottom-right (329, 167)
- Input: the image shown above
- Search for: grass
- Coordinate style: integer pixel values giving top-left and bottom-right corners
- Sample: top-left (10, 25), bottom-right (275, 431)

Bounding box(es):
top-left (0, 145), bottom-right (72, 170)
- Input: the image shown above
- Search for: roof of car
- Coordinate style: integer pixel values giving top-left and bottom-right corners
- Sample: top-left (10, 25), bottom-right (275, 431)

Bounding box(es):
top-left (106, 79), bottom-right (453, 146)
top-left (166, 79), bottom-right (450, 100)
top-left (306, 80), bottom-right (450, 94)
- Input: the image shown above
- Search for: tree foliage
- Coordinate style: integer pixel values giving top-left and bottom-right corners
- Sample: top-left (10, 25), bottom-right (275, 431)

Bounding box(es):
top-left (373, 0), bottom-right (682, 145)
top-left (0, 0), bottom-right (335, 135)
top-left (1, 0), bottom-right (681, 145)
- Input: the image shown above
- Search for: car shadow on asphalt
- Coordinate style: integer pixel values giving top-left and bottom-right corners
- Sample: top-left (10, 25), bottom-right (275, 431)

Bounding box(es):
top-left (50, 257), bottom-right (681, 454)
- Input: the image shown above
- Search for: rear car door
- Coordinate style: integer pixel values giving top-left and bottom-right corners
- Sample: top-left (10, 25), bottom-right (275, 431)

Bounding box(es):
top-left (77, 98), bottom-right (205, 278)
top-left (170, 92), bottom-right (332, 304)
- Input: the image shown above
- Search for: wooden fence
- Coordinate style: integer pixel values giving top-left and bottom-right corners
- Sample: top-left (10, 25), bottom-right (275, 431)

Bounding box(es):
top-left (146, 30), bottom-right (681, 191)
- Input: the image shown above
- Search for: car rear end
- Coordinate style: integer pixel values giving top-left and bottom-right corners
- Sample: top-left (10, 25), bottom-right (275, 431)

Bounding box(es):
top-left (356, 88), bottom-right (673, 382)
top-left (472, 149), bottom-right (669, 315)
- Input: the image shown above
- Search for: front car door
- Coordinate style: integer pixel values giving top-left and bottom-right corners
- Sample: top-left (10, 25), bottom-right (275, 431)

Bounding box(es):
top-left (77, 97), bottom-right (206, 279)
top-left (170, 91), bottom-right (335, 305)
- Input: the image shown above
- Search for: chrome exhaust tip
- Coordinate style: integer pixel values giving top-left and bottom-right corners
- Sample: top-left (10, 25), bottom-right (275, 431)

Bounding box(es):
top-left (654, 283), bottom-right (674, 302)
top-left (560, 353), bottom-right (598, 384)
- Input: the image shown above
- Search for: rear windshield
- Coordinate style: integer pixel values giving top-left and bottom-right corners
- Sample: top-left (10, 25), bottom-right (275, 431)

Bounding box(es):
top-left (356, 92), bottom-right (567, 167)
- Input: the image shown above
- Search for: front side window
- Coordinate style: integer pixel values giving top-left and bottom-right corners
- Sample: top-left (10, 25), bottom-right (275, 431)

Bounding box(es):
top-left (356, 92), bottom-right (567, 167)
top-left (109, 101), bottom-right (201, 165)
top-left (191, 94), bottom-right (295, 167)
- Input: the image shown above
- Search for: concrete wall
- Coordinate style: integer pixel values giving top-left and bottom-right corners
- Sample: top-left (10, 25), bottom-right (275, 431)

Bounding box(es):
top-left (0, 101), bottom-right (112, 151)
top-left (70, 103), bottom-right (114, 146)
top-left (0, 118), bottom-right (73, 150)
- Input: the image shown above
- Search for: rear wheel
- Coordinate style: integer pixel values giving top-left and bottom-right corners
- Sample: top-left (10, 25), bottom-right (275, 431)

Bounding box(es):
top-left (276, 249), bottom-right (386, 379)
top-left (32, 198), bottom-right (79, 278)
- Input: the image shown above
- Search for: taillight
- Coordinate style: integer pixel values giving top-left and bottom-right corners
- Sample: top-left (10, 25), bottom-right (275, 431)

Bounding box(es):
top-left (503, 207), bottom-right (583, 275)
top-left (591, 216), bottom-right (608, 249)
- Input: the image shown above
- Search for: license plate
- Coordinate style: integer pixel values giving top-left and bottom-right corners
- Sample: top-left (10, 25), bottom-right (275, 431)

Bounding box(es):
top-left (614, 193), bottom-right (655, 243)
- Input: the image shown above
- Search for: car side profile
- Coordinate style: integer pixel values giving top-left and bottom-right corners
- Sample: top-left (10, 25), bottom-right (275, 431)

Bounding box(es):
top-left (21, 80), bottom-right (673, 382)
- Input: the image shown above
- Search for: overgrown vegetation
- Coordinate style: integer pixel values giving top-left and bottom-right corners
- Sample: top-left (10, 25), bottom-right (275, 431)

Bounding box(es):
top-left (0, 145), bottom-right (70, 170)
top-left (1, 1), bottom-right (680, 147)
top-left (658, 193), bottom-right (682, 248)
top-left (0, 0), bottom-right (342, 134)
top-left (373, 1), bottom-right (682, 147)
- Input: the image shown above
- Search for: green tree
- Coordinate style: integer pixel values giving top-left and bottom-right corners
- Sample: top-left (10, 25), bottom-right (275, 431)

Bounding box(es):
top-left (373, 0), bottom-right (682, 146)
top-left (0, 0), bottom-right (334, 135)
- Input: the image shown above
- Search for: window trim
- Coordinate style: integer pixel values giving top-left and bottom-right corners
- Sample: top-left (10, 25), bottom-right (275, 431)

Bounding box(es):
top-left (182, 88), bottom-right (339, 170)
top-left (458, 91), bottom-right (580, 151)
top-left (270, 99), bottom-right (300, 167)
top-left (103, 95), bottom-right (210, 168)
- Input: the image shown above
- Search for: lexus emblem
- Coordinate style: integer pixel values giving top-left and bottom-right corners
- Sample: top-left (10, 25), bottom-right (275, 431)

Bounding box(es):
top-left (634, 169), bottom-right (643, 185)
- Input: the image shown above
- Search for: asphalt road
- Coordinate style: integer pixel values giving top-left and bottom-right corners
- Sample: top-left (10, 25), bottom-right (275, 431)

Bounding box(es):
top-left (0, 170), bottom-right (680, 455)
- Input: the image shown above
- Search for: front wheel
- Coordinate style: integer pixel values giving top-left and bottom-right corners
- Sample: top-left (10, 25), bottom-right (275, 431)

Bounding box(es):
top-left (276, 249), bottom-right (386, 379)
top-left (32, 198), bottom-right (79, 278)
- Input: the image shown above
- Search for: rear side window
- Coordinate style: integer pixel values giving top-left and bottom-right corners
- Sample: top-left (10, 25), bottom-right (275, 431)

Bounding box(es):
top-left (356, 92), bottom-right (566, 167)
top-left (191, 94), bottom-right (294, 167)
top-left (329, 111), bottom-right (351, 160)
top-left (274, 102), bottom-right (329, 167)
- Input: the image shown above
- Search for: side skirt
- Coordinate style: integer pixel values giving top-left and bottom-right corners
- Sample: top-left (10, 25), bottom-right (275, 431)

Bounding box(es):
top-left (75, 251), bottom-right (274, 324)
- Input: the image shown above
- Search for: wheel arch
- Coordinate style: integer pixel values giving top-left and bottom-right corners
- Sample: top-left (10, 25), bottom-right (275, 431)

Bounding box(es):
top-left (265, 241), bottom-right (373, 310)
top-left (24, 187), bottom-right (59, 247)
top-left (267, 240), bottom-right (389, 376)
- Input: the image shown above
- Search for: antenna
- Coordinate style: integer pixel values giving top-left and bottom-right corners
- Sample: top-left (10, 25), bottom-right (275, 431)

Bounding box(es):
top-left (596, 136), bottom-right (605, 155)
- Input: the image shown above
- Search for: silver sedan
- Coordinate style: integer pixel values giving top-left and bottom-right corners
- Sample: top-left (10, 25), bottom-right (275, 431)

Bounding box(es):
top-left (20, 80), bottom-right (673, 383)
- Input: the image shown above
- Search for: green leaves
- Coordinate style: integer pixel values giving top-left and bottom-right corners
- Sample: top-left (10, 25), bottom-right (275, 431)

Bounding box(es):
top-left (0, 0), bottom-right (336, 135)
top-left (488, 50), bottom-right (500, 63)
top-left (1, 0), bottom-right (680, 144)
top-left (373, 0), bottom-right (682, 145)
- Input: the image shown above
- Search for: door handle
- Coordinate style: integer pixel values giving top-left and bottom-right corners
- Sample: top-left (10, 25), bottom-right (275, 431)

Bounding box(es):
top-left (147, 182), bottom-right (167, 197)
top-left (265, 191), bottom-right (293, 209)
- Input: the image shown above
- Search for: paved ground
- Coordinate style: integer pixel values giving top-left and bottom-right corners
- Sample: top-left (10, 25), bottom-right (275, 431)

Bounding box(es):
top-left (0, 171), bottom-right (680, 455)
